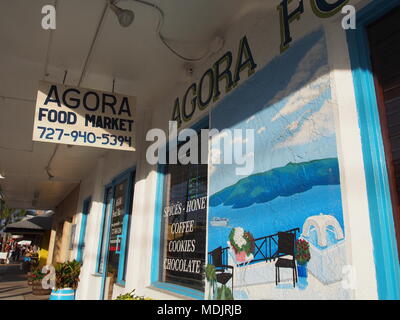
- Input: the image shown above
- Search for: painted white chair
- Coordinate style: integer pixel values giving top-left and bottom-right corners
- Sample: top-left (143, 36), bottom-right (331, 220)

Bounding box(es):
top-left (227, 241), bottom-right (254, 299)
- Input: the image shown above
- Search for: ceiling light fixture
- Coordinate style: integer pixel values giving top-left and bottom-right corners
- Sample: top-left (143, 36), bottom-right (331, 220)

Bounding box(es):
top-left (0, 173), bottom-right (4, 179)
top-left (110, 1), bottom-right (135, 27)
top-left (110, 0), bottom-right (221, 62)
top-left (46, 168), bottom-right (54, 180)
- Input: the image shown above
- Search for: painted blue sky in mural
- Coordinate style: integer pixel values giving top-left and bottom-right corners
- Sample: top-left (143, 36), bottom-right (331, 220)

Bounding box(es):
top-left (210, 29), bottom-right (338, 195)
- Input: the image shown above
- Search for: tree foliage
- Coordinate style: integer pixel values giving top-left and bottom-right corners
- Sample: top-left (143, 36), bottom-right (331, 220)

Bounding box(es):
top-left (0, 185), bottom-right (28, 229)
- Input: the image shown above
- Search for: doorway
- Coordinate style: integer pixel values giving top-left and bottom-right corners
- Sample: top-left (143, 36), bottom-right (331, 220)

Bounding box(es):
top-left (347, 0), bottom-right (400, 299)
top-left (97, 169), bottom-right (135, 300)
top-left (367, 5), bottom-right (400, 258)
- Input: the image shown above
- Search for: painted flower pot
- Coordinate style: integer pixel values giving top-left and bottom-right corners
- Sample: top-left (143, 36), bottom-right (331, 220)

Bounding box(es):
top-left (49, 288), bottom-right (75, 300)
top-left (235, 251), bottom-right (248, 263)
top-left (297, 263), bottom-right (308, 278)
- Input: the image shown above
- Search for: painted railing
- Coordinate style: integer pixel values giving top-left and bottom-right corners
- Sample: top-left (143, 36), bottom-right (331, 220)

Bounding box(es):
top-left (208, 228), bottom-right (300, 267)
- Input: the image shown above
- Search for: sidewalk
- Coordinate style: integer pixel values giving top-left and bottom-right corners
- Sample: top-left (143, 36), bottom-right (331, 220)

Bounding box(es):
top-left (0, 263), bottom-right (50, 300)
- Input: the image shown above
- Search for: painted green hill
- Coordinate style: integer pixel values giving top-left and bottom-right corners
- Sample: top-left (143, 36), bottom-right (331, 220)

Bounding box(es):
top-left (209, 158), bottom-right (340, 209)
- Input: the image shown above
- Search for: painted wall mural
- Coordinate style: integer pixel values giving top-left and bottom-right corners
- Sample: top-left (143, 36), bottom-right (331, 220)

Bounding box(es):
top-left (206, 29), bottom-right (350, 300)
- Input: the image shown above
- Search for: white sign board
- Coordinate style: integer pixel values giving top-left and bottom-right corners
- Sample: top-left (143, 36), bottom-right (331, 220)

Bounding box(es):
top-left (33, 81), bottom-right (136, 151)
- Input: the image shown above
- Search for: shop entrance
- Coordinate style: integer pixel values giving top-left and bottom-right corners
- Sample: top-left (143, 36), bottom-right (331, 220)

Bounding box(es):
top-left (367, 6), bottom-right (400, 255)
top-left (97, 169), bottom-right (135, 300)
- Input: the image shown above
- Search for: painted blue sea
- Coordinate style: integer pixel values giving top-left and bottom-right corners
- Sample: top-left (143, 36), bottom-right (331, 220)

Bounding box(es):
top-left (207, 184), bottom-right (344, 254)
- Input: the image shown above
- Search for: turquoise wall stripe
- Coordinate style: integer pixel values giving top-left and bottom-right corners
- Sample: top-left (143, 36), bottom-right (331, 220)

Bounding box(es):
top-left (346, 0), bottom-right (400, 300)
top-left (95, 187), bottom-right (111, 274)
top-left (76, 196), bottom-right (91, 263)
top-left (117, 170), bottom-right (135, 283)
top-left (150, 164), bottom-right (165, 284)
top-left (151, 282), bottom-right (204, 300)
top-left (99, 184), bottom-right (114, 300)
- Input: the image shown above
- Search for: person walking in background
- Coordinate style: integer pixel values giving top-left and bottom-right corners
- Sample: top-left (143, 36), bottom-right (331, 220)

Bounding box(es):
top-left (5, 243), bottom-right (11, 264)
top-left (14, 245), bottom-right (20, 262)
top-left (20, 245), bottom-right (26, 258)
top-left (8, 243), bottom-right (15, 263)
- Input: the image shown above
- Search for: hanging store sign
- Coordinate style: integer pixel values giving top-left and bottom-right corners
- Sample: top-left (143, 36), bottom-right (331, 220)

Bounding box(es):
top-left (32, 81), bottom-right (136, 151)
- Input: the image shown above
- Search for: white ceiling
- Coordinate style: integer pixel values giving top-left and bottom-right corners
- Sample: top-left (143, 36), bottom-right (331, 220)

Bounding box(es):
top-left (0, 0), bottom-right (270, 209)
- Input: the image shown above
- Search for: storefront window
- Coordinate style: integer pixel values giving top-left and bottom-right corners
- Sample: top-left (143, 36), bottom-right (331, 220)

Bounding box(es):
top-left (158, 125), bottom-right (208, 292)
top-left (106, 180), bottom-right (127, 278)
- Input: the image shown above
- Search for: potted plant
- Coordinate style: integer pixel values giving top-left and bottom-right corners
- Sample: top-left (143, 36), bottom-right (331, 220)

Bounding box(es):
top-left (216, 284), bottom-right (234, 300)
top-left (49, 260), bottom-right (81, 300)
top-left (30, 267), bottom-right (52, 295)
top-left (295, 239), bottom-right (311, 278)
top-left (228, 227), bottom-right (255, 263)
top-left (115, 289), bottom-right (152, 300)
top-left (205, 264), bottom-right (217, 300)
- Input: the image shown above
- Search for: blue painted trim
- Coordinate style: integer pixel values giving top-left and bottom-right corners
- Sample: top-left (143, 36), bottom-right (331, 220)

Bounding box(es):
top-left (115, 280), bottom-right (126, 287)
top-left (151, 282), bottom-right (204, 300)
top-left (150, 116), bottom-right (209, 299)
top-left (346, 0), bottom-right (400, 300)
top-left (76, 196), bottom-right (91, 263)
top-left (95, 186), bottom-right (112, 275)
top-left (117, 170), bottom-right (136, 283)
top-left (150, 164), bottom-right (166, 284)
top-left (99, 185), bottom-right (114, 300)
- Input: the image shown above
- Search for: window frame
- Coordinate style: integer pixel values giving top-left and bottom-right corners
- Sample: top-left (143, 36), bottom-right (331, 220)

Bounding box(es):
top-left (150, 117), bottom-right (209, 300)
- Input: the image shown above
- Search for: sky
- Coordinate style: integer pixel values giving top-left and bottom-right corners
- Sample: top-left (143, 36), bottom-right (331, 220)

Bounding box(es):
top-left (209, 29), bottom-right (339, 195)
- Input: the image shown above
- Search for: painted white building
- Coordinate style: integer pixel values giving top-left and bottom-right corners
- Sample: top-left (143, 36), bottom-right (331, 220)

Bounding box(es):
top-left (0, 0), bottom-right (399, 300)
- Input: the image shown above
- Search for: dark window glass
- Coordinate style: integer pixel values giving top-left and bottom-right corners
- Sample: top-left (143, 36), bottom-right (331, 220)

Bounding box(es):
top-left (159, 126), bottom-right (208, 291)
top-left (98, 187), bottom-right (113, 274)
top-left (107, 180), bottom-right (127, 276)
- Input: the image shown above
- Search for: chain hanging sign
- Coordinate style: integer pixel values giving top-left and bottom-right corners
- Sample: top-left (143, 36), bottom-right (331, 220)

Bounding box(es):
top-left (33, 81), bottom-right (136, 151)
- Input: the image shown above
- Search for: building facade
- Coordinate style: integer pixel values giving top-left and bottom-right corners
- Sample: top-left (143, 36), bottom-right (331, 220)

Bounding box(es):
top-left (65, 0), bottom-right (400, 300)
top-left (1, 0), bottom-right (400, 300)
